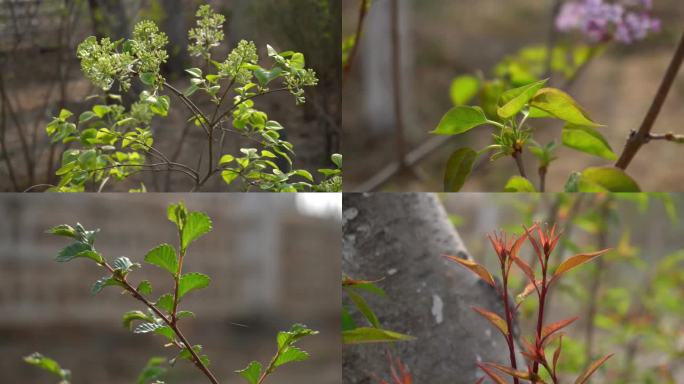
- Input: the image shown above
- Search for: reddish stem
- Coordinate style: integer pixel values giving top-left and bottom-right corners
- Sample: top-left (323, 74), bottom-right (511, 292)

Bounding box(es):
top-left (501, 266), bottom-right (520, 384)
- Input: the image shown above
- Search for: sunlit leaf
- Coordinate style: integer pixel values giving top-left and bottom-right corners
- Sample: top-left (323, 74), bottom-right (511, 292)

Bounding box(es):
top-left (472, 306), bottom-right (508, 337)
top-left (342, 327), bottom-right (415, 344)
top-left (580, 167), bottom-right (640, 192)
top-left (551, 249), bottom-right (611, 283)
top-left (444, 255), bottom-right (496, 288)
top-left (504, 176), bottom-right (537, 192)
top-left (431, 106), bottom-right (489, 135)
top-left (530, 88), bottom-right (600, 126)
top-left (497, 79), bottom-right (548, 119)
top-left (450, 75), bottom-right (479, 105)
top-left (562, 124), bottom-right (616, 160)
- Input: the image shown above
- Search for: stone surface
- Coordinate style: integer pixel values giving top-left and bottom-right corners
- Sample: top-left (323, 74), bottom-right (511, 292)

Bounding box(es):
top-left (343, 193), bottom-right (519, 383)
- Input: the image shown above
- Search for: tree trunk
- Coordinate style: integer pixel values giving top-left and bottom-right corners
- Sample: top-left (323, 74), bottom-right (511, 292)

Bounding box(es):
top-left (342, 193), bottom-right (517, 383)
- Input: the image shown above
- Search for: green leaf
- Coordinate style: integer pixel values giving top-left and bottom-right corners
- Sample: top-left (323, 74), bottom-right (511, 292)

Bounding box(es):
top-left (113, 256), bottom-right (139, 274)
top-left (154, 326), bottom-right (176, 341)
top-left (293, 169), bottom-right (314, 182)
top-left (24, 353), bottom-right (71, 381)
top-left (444, 147), bottom-right (477, 192)
top-left (134, 322), bottom-right (163, 334)
top-left (236, 361), bottom-right (262, 384)
top-left (222, 170), bottom-right (239, 184)
top-left (150, 95), bottom-right (170, 116)
top-left (331, 153), bottom-right (342, 168)
top-left (497, 79), bottom-right (547, 119)
top-left (178, 272), bottom-right (211, 299)
top-left (450, 75), bottom-right (479, 105)
top-left (504, 176), bottom-right (537, 192)
top-left (254, 67), bottom-right (283, 87)
top-left (56, 242), bottom-right (94, 262)
top-left (219, 154), bottom-right (235, 165)
top-left (46, 224), bottom-right (77, 239)
top-left (344, 287), bottom-right (380, 328)
top-left (136, 357), bottom-right (167, 384)
top-left (167, 202), bottom-right (187, 229)
top-left (431, 106), bottom-right (489, 135)
top-left (562, 125), bottom-right (616, 160)
top-left (137, 280), bottom-right (152, 295)
top-left (564, 172), bottom-right (608, 192)
top-left (156, 293), bottom-right (174, 313)
top-left (92, 276), bottom-right (122, 294)
top-left (140, 72), bottom-right (156, 86)
top-left (79, 111), bottom-right (97, 123)
top-left (123, 310), bottom-right (150, 330)
top-left (530, 88), bottom-right (599, 126)
top-left (59, 109), bottom-right (73, 120)
top-left (580, 167), bottom-right (641, 192)
top-left (144, 244), bottom-right (178, 275)
top-left (186, 68), bottom-right (202, 78)
top-left (274, 346), bottom-right (309, 368)
top-left (181, 212), bottom-right (212, 250)
top-left (342, 327), bottom-right (416, 344)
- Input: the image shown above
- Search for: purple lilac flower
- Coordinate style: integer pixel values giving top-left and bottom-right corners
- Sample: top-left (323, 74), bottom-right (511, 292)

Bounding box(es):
top-left (556, 0), bottom-right (660, 44)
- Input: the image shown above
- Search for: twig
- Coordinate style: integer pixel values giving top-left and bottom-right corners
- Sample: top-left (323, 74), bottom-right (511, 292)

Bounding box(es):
top-left (390, 0), bottom-right (407, 169)
top-left (101, 262), bottom-right (220, 384)
top-left (615, 30), bottom-right (684, 169)
top-left (512, 150), bottom-right (527, 178)
top-left (343, 0), bottom-right (370, 85)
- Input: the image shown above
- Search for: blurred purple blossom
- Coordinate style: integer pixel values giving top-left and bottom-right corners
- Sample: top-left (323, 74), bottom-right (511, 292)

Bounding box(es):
top-left (556, 0), bottom-right (661, 44)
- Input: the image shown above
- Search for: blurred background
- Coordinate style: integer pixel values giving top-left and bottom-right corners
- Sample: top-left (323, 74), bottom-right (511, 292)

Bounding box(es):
top-left (0, 193), bottom-right (341, 383)
top-left (0, 0), bottom-right (340, 191)
top-left (346, 193), bottom-right (684, 383)
top-left (343, 0), bottom-right (684, 192)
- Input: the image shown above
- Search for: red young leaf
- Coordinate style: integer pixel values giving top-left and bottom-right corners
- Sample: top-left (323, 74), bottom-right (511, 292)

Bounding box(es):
top-left (472, 306), bottom-right (509, 338)
top-left (485, 362), bottom-right (535, 380)
top-left (517, 279), bottom-right (542, 304)
top-left (477, 363), bottom-right (508, 384)
top-left (541, 317), bottom-right (578, 345)
top-left (552, 335), bottom-right (563, 377)
top-left (513, 255), bottom-right (536, 284)
top-left (342, 276), bottom-right (384, 286)
top-left (551, 249), bottom-right (611, 283)
top-left (444, 255), bottom-right (496, 288)
top-left (574, 353), bottom-right (614, 384)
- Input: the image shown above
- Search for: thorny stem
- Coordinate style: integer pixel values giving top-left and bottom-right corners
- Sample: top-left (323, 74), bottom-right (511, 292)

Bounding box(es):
top-left (101, 262), bottom-right (220, 384)
top-left (615, 30), bottom-right (684, 170)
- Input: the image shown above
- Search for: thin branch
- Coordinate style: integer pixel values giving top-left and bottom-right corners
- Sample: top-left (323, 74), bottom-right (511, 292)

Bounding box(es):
top-left (163, 82), bottom-right (211, 136)
top-left (512, 151), bottom-right (527, 178)
top-left (343, 0), bottom-right (370, 85)
top-left (101, 262), bottom-right (220, 384)
top-left (211, 88), bottom-right (290, 128)
top-left (615, 30), bottom-right (684, 169)
top-left (390, 0), bottom-right (407, 169)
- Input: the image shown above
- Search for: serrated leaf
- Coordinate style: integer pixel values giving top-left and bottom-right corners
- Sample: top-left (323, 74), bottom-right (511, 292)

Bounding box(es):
top-left (136, 357), bottom-right (167, 384)
top-left (24, 353), bottom-right (71, 381)
top-left (92, 276), bottom-right (122, 294)
top-left (580, 167), bottom-right (640, 192)
top-left (562, 124), bottom-right (616, 160)
top-left (154, 326), bottom-right (176, 341)
top-left (431, 106), bottom-right (489, 135)
top-left (342, 327), bottom-right (415, 344)
top-left (497, 79), bottom-right (548, 119)
top-left (273, 346), bottom-right (309, 368)
top-left (444, 147), bottom-right (477, 192)
top-left (177, 310), bottom-right (195, 319)
top-left (135, 322), bottom-right (163, 334)
top-left (123, 310), bottom-right (150, 330)
top-left (530, 88), bottom-right (599, 126)
top-left (181, 212), bottom-right (212, 250)
top-left (178, 272), bottom-right (211, 299)
top-left (504, 176), bottom-right (537, 192)
top-left (113, 256), bottom-right (139, 274)
top-left (56, 242), bottom-right (93, 262)
top-left (276, 324), bottom-right (318, 349)
top-left (156, 293), bottom-right (174, 313)
top-left (144, 244), bottom-right (178, 275)
top-left (46, 224), bottom-right (77, 239)
top-left (444, 255), bottom-right (496, 288)
top-left (236, 361), bottom-right (262, 384)
top-left (137, 280), bottom-right (152, 295)
top-left (472, 306), bottom-right (509, 338)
